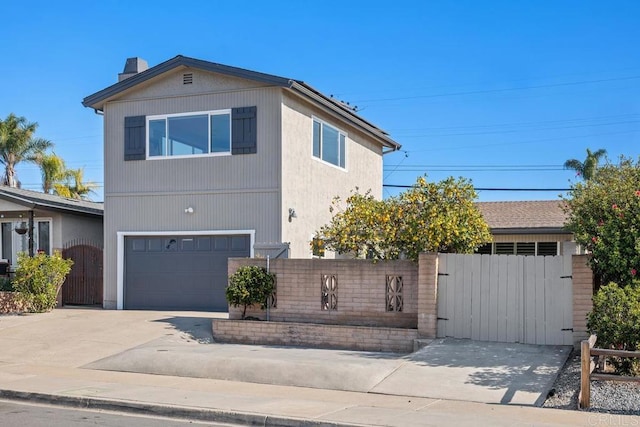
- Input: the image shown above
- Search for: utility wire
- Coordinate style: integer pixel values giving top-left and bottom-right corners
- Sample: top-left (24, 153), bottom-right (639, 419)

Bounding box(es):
top-left (393, 120), bottom-right (640, 138)
top-left (405, 129), bottom-right (640, 153)
top-left (353, 75), bottom-right (640, 103)
top-left (383, 184), bottom-right (570, 191)
top-left (387, 113), bottom-right (640, 132)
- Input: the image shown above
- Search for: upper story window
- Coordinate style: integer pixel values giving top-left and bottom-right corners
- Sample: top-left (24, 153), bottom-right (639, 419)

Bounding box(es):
top-left (147, 110), bottom-right (231, 158)
top-left (312, 118), bottom-right (346, 169)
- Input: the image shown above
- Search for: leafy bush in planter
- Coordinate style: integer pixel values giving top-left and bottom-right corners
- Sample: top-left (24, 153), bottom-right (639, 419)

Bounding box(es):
top-left (13, 251), bottom-right (73, 313)
top-left (225, 265), bottom-right (275, 319)
top-left (587, 282), bottom-right (640, 375)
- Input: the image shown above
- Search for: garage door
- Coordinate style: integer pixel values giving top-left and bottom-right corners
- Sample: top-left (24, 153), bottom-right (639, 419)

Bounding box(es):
top-left (124, 235), bottom-right (251, 311)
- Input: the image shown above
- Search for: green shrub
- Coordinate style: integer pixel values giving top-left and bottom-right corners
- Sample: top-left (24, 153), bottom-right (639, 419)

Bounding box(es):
top-left (563, 157), bottom-right (640, 285)
top-left (225, 265), bottom-right (275, 319)
top-left (0, 277), bottom-right (13, 292)
top-left (13, 251), bottom-right (73, 313)
top-left (587, 282), bottom-right (640, 375)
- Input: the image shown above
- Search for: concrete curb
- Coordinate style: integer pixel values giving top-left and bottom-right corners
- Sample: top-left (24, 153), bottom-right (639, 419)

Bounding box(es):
top-left (0, 389), bottom-right (365, 427)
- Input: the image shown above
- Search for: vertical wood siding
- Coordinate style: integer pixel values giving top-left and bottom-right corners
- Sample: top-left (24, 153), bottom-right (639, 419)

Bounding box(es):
top-left (101, 72), bottom-right (282, 308)
top-left (437, 253), bottom-right (573, 345)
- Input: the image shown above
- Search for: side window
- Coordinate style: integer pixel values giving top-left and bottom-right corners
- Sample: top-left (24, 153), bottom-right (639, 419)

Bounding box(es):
top-left (312, 118), bottom-right (346, 169)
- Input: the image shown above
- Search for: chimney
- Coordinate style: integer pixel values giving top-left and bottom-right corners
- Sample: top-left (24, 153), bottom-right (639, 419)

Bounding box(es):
top-left (118, 57), bottom-right (149, 82)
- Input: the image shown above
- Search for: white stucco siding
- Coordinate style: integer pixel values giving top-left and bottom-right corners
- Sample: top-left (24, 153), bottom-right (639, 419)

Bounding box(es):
top-left (280, 92), bottom-right (383, 258)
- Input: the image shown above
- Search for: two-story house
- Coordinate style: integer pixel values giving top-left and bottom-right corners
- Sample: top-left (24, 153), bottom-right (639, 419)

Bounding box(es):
top-left (83, 55), bottom-right (400, 311)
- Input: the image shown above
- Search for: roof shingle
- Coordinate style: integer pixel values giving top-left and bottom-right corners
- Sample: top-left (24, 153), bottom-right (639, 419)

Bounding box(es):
top-left (476, 200), bottom-right (568, 232)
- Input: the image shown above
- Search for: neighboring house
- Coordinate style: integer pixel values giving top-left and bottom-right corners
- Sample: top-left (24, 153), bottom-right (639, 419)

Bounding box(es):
top-left (476, 200), bottom-right (578, 256)
top-left (0, 186), bottom-right (103, 265)
top-left (82, 55), bottom-right (400, 311)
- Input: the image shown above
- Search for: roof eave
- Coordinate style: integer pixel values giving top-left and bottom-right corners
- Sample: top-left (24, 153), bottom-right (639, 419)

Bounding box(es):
top-left (0, 192), bottom-right (103, 217)
top-left (490, 227), bottom-right (570, 235)
top-left (288, 81), bottom-right (401, 150)
top-left (82, 55), bottom-right (293, 111)
top-left (82, 55), bottom-right (401, 151)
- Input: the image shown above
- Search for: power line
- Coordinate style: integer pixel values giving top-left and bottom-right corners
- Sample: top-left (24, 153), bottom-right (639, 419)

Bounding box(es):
top-left (383, 184), bottom-right (570, 191)
top-left (353, 75), bottom-right (640, 103)
top-left (384, 168), bottom-right (566, 172)
top-left (386, 113), bottom-right (640, 132)
top-left (405, 129), bottom-right (640, 153)
top-left (393, 120), bottom-right (640, 138)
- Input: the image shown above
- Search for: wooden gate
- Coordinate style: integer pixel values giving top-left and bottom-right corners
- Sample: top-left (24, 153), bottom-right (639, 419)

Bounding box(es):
top-left (62, 240), bottom-right (103, 305)
top-left (436, 254), bottom-right (573, 345)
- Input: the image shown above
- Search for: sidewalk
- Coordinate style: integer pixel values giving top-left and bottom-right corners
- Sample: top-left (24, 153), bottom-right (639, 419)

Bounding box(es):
top-left (0, 309), bottom-right (632, 426)
top-left (0, 363), bottom-right (624, 427)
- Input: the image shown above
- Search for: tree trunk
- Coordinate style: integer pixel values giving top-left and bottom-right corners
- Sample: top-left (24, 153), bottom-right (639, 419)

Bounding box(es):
top-left (4, 164), bottom-right (16, 187)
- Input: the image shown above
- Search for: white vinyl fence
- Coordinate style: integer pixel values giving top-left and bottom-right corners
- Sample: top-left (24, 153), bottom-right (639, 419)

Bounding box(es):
top-left (436, 254), bottom-right (573, 345)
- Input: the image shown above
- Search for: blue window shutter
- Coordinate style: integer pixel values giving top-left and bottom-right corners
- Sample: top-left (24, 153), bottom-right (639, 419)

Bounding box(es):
top-left (231, 107), bottom-right (257, 154)
top-left (124, 116), bottom-right (146, 161)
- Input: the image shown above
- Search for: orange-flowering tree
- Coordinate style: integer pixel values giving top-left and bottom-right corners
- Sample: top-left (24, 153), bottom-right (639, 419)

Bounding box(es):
top-left (563, 156), bottom-right (640, 285)
top-left (314, 176), bottom-right (491, 261)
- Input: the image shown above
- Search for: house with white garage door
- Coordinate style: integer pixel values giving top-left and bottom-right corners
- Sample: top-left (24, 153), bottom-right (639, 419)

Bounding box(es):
top-left (83, 55), bottom-right (400, 311)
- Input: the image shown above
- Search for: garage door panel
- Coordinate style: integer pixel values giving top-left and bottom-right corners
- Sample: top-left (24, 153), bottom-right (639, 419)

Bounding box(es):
top-left (124, 235), bottom-right (250, 311)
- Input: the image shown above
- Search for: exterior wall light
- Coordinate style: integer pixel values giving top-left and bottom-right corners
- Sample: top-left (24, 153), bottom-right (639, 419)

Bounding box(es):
top-left (184, 207), bottom-right (194, 214)
top-left (288, 208), bottom-right (297, 222)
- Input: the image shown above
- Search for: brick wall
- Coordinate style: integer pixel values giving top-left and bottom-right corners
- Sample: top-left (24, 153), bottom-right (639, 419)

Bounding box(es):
top-left (0, 292), bottom-right (25, 314)
top-left (417, 253), bottom-right (438, 338)
top-left (228, 258), bottom-right (418, 328)
top-left (212, 319), bottom-right (418, 353)
top-left (226, 254), bottom-right (589, 347)
top-left (572, 254), bottom-right (593, 346)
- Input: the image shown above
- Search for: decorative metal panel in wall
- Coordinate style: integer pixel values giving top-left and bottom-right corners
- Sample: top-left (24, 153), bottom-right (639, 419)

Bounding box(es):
top-left (321, 274), bottom-right (338, 310)
top-left (386, 275), bottom-right (403, 312)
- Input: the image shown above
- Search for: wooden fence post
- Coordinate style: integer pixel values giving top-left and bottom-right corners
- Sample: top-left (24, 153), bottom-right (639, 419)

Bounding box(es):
top-left (579, 339), bottom-right (591, 409)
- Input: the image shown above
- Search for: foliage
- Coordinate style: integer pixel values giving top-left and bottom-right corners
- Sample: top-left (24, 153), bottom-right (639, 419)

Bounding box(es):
top-left (0, 277), bottom-right (13, 292)
top-left (563, 148), bottom-right (607, 181)
top-left (563, 156), bottom-right (640, 285)
top-left (37, 152), bottom-right (68, 194)
top-left (587, 283), bottom-right (640, 375)
top-left (0, 113), bottom-right (52, 187)
top-left (13, 252), bottom-right (73, 313)
top-left (225, 265), bottom-right (275, 319)
top-left (54, 167), bottom-right (97, 200)
top-left (315, 176), bottom-right (492, 261)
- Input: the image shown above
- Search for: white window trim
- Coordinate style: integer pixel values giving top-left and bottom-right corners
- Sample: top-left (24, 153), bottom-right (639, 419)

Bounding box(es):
top-left (0, 218), bottom-right (53, 260)
top-left (146, 109), bottom-right (232, 160)
top-left (116, 229), bottom-right (255, 310)
top-left (311, 116), bottom-right (348, 171)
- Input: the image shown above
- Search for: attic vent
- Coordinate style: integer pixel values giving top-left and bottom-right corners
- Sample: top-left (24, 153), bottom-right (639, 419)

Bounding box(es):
top-left (183, 73), bottom-right (193, 85)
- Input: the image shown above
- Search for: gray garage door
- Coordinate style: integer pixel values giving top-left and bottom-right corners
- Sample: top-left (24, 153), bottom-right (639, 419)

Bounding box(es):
top-left (124, 235), bottom-right (251, 311)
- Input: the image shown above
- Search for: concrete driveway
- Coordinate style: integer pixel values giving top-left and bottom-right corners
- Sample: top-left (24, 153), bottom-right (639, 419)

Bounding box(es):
top-left (0, 309), bottom-right (570, 406)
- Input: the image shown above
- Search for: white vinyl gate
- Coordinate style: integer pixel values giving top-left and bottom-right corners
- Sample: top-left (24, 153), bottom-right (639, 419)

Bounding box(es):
top-left (436, 254), bottom-right (573, 345)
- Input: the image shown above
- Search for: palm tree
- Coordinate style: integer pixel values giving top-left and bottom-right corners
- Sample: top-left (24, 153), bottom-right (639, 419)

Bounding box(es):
top-left (38, 152), bottom-right (67, 194)
top-left (563, 148), bottom-right (607, 181)
top-left (54, 168), bottom-right (97, 200)
top-left (0, 114), bottom-right (52, 187)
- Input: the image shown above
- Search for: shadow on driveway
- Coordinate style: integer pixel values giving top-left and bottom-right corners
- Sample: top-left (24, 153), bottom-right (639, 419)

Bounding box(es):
top-left (84, 317), bottom-right (570, 406)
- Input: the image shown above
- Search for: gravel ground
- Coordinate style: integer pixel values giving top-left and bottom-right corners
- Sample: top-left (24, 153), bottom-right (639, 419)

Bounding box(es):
top-left (543, 349), bottom-right (640, 415)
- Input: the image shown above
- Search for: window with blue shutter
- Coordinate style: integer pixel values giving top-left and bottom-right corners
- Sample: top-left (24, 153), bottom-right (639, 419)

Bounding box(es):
top-left (124, 116), bottom-right (146, 161)
top-left (231, 106), bottom-right (257, 154)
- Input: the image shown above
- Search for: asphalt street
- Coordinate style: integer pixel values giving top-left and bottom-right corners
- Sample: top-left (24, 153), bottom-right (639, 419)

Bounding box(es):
top-left (0, 399), bottom-right (240, 427)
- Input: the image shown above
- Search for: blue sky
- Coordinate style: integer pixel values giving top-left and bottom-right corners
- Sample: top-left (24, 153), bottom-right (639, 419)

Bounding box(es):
top-left (1, 1), bottom-right (638, 202)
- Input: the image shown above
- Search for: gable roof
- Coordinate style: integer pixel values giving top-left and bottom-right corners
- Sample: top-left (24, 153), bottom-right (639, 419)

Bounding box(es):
top-left (82, 55), bottom-right (400, 151)
top-left (0, 186), bottom-right (103, 217)
top-left (476, 200), bottom-right (569, 234)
